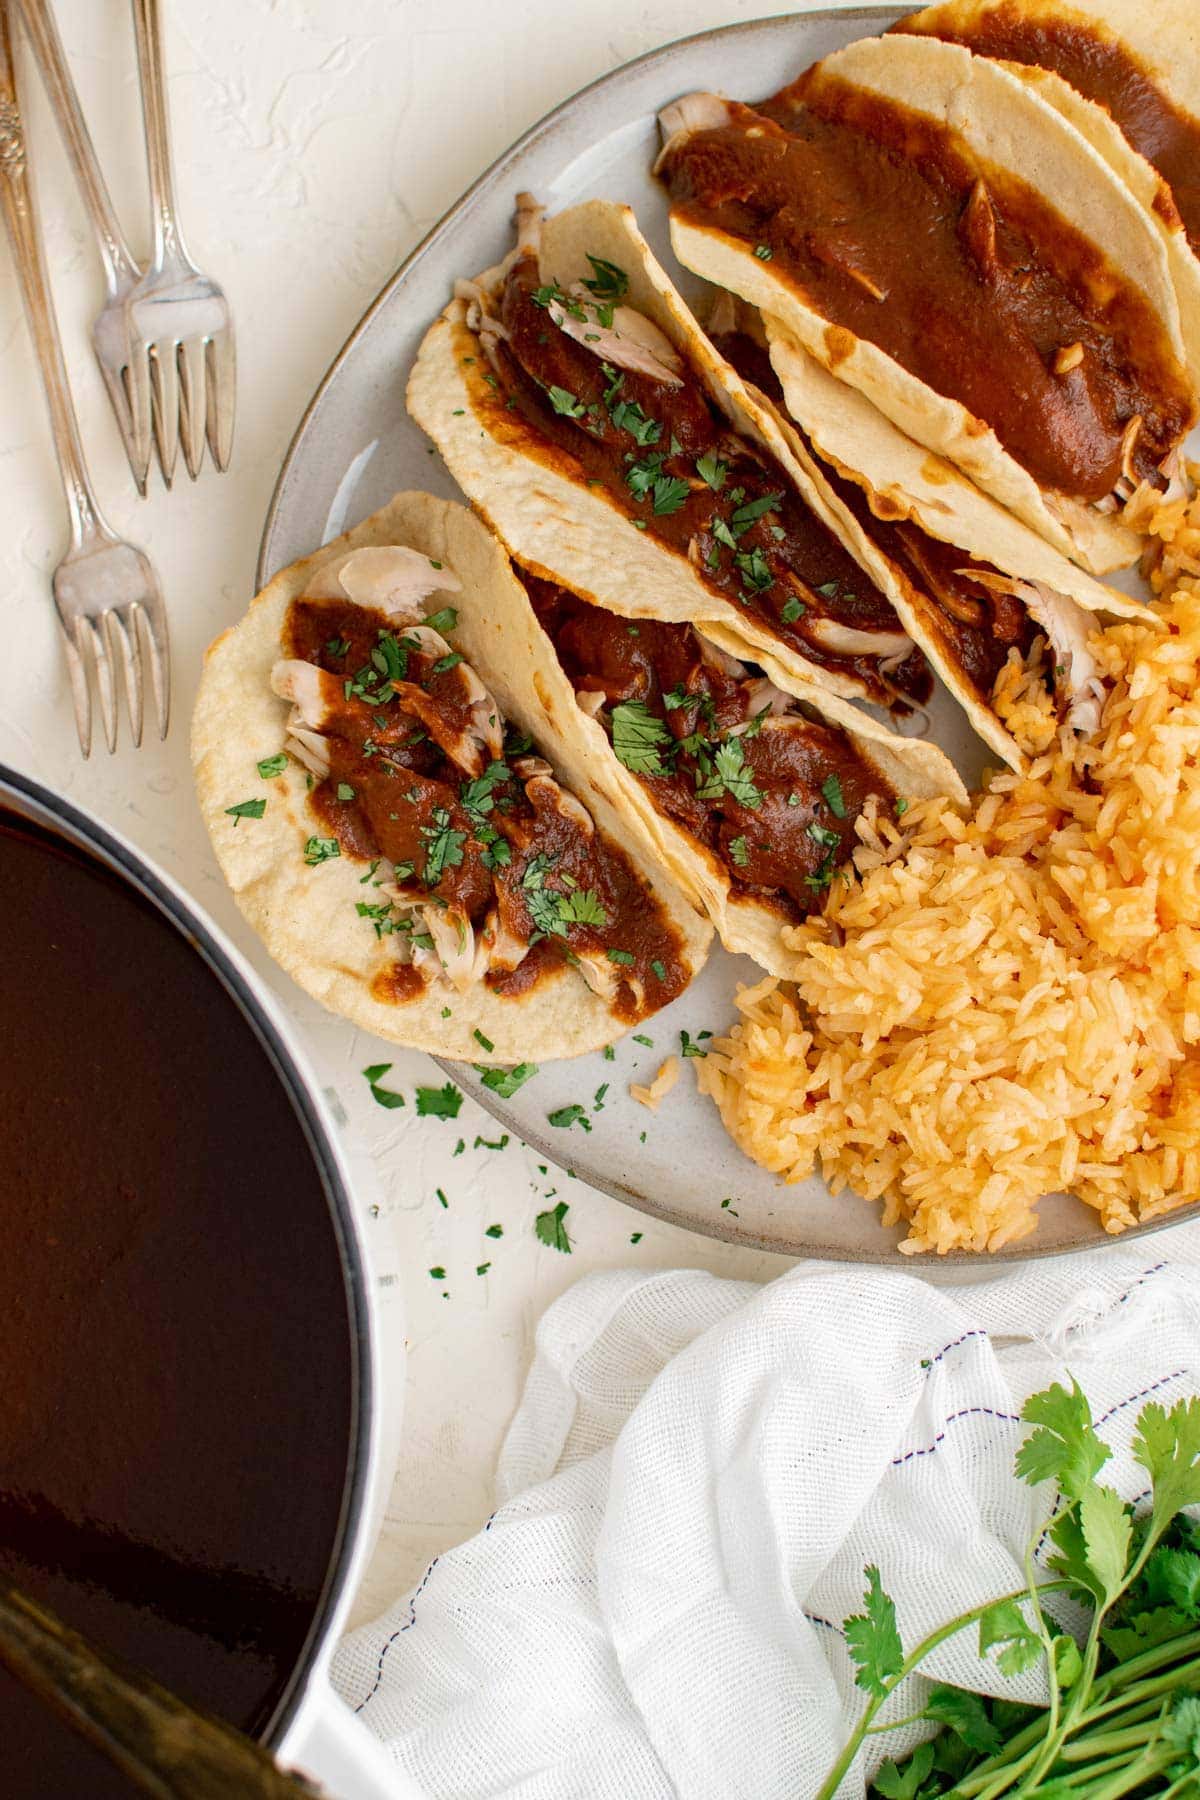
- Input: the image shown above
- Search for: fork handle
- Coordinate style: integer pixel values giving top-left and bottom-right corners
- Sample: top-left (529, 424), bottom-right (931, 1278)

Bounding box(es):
top-left (0, 0), bottom-right (106, 552)
top-left (130, 0), bottom-right (186, 268)
top-left (16, 0), bottom-right (141, 294)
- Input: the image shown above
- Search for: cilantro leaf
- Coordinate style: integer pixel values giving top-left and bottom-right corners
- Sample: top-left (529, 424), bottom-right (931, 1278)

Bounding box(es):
top-left (697, 736), bottom-right (763, 809)
top-left (844, 1566), bottom-right (904, 1699)
top-left (420, 807), bottom-right (467, 887)
top-left (611, 700), bottom-right (672, 776)
top-left (304, 835), bottom-right (340, 864)
top-left (558, 887), bottom-right (609, 928)
top-left (922, 1684), bottom-right (1001, 1754)
top-left (872, 1743), bottom-right (933, 1800)
top-left (226, 797), bottom-right (266, 824)
top-left (423, 606), bottom-right (459, 635)
top-left (535, 1198), bottom-right (573, 1253)
top-left (257, 754), bottom-right (288, 779)
top-left (361, 1062), bottom-right (405, 1109)
top-left (626, 451), bottom-right (666, 500)
top-left (547, 1104), bottom-right (591, 1133)
top-left (522, 852), bottom-right (569, 939)
top-left (547, 385), bottom-right (586, 417)
top-left (477, 1062), bottom-right (539, 1099)
top-left (780, 595), bottom-right (805, 623)
top-left (822, 773), bottom-right (847, 818)
top-left (696, 453), bottom-right (727, 491)
top-left (461, 760), bottom-right (510, 825)
top-left (1078, 1483), bottom-right (1133, 1604)
top-left (1102, 1605), bottom-right (1189, 1660)
top-left (652, 475), bottom-right (692, 517)
top-left (731, 490), bottom-right (783, 529)
top-left (1016, 1379), bottom-right (1111, 1500)
top-left (734, 546), bottom-right (774, 593)
top-left (415, 1083), bottom-right (463, 1119)
top-left (581, 254), bottom-right (628, 301)
top-left (1144, 1546), bottom-right (1200, 1617)
top-left (1134, 1398), bottom-right (1200, 1525)
top-left (609, 398), bottom-right (660, 446)
top-left (728, 834), bottom-right (749, 867)
top-left (1162, 1693), bottom-right (1200, 1766)
top-left (978, 1598), bottom-right (1043, 1677)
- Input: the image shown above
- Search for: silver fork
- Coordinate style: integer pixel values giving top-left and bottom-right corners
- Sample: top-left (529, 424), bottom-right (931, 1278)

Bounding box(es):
top-left (16, 0), bottom-right (149, 491)
top-left (126, 0), bottom-right (235, 487)
top-left (0, 1), bottom-right (169, 754)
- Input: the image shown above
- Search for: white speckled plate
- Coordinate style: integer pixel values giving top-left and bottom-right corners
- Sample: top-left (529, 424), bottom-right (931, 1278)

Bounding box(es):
top-left (259, 7), bottom-right (1197, 1262)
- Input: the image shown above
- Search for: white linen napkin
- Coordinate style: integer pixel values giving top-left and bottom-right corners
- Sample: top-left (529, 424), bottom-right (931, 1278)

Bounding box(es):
top-left (334, 1226), bottom-right (1200, 1799)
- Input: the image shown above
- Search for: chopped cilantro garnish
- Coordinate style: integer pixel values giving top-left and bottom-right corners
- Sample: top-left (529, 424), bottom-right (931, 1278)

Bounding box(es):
top-left (593, 1083), bottom-right (609, 1111)
top-left (680, 1029), bottom-right (709, 1059)
top-left (428, 1266), bottom-right (445, 1280)
top-left (697, 736), bottom-right (763, 809)
top-left (711, 516), bottom-right (738, 552)
top-left (325, 636), bottom-right (350, 659)
top-left (895, 796), bottom-right (909, 818)
top-left (610, 398), bottom-right (661, 446)
top-left (732, 491), bottom-right (783, 529)
top-left (481, 838), bottom-right (512, 870)
top-left (630, 1231), bottom-right (643, 1244)
top-left (602, 1044), bottom-right (616, 1061)
top-left (626, 451), bottom-right (666, 500)
top-left (781, 596), bottom-right (805, 623)
top-left (437, 1188), bottom-right (449, 1208)
top-left (420, 807), bottom-right (467, 887)
top-left (822, 773), bottom-right (847, 818)
top-left (734, 546), bottom-right (774, 593)
top-left (423, 606), bottom-right (459, 635)
top-left (547, 1105), bottom-right (591, 1133)
top-left (473, 1029), bottom-right (495, 1053)
top-left (581, 253), bottom-right (628, 300)
top-left (611, 699), bottom-right (672, 775)
top-left (728, 834), bottom-right (750, 867)
top-left (606, 948), bottom-right (634, 966)
top-left (696, 453), bottom-right (727, 491)
top-left (485, 1223), bottom-right (503, 1238)
top-left (522, 852), bottom-right (569, 939)
top-left (652, 474), bottom-right (692, 517)
top-left (461, 760), bottom-right (510, 824)
top-left (362, 1062), bottom-right (405, 1109)
top-left (601, 362), bottom-right (623, 406)
top-left (651, 958), bottom-right (666, 982)
top-left (474, 1134), bottom-right (509, 1151)
top-left (225, 797), bottom-right (266, 824)
top-left (336, 782), bottom-right (356, 802)
top-left (415, 1082), bottom-right (463, 1119)
top-left (807, 821), bottom-right (842, 851)
top-left (304, 835), bottom-right (340, 864)
top-left (816, 580), bottom-right (840, 598)
top-left (373, 630), bottom-right (409, 682)
top-left (633, 1033), bottom-right (653, 1046)
top-left (787, 792), bottom-right (802, 807)
top-left (535, 1199), bottom-right (573, 1252)
top-left (547, 384), bottom-right (586, 418)
top-left (558, 887), bottom-right (609, 928)
top-left (476, 1261), bottom-right (491, 1276)
top-left (478, 1062), bottom-right (538, 1099)
top-left (753, 243), bottom-right (773, 260)
top-left (257, 754), bottom-right (288, 779)
top-left (804, 851), bottom-right (839, 894)
top-left (432, 651), bottom-right (463, 675)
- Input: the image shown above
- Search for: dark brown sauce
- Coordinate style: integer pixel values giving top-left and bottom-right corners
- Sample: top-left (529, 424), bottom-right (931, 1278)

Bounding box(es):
top-left (714, 326), bottom-right (1033, 703)
top-left (475, 261), bottom-right (931, 712)
top-left (527, 576), bottom-right (895, 917)
top-left (286, 597), bottom-right (692, 1019)
top-left (896, 1), bottom-right (1200, 253)
top-left (0, 809), bottom-right (355, 1797)
top-left (660, 70), bottom-right (1195, 501)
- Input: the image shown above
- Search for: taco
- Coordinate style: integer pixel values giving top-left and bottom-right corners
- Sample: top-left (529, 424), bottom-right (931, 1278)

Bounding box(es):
top-left (655, 32), bottom-right (1197, 575)
top-left (518, 568), bottom-right (962, 978)
top-left (408, 195), bottom-right (939, 718)
top-left (705, 297), bottom-right (1154, 770)
top-left (191, 492), bottom-right (712, 1063)
top-left (893, 0), bottom-right (1200, 382)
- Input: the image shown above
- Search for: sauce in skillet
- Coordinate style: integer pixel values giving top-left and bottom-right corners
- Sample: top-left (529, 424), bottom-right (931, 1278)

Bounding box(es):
top-left (0, 809), bottom-right (355, 1797)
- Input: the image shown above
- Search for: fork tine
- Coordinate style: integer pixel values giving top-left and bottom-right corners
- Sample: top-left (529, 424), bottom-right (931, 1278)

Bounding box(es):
top-left (93, 347), bottom-right (147, 497)
top-left (106, 606), bottom-right (144, 748)
top-left (137, 595), bottom-right (171, 740)
top-left (177, 335), bottom-right (206, 480)
top-left (124, 344), bottom-right (155, 492)
top-left (59, 618), bottom-right (93, 759)
top-left (78, 614), bottom-right (119, 753)
top-left (206, 326), bottom-right (235, 472)
top-left (149, 340), bottom-right (180, 487)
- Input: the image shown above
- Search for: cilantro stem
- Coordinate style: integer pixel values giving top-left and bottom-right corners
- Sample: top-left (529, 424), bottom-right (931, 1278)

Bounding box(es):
top-left (812, 1583), bottom-right (1069, 1800)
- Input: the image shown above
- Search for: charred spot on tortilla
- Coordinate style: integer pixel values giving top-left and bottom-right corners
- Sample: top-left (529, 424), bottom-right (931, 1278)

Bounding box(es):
top-left (894, 0), bottom-right (1200, 255)
top-left (526, 573), bottom-right (899, 921)
top-left (657, 64), bottom-right (1196, 511)
top-left (276, 555), bottom-right (691, 1022)
top-left (446, 196), bottom-right (932, 716)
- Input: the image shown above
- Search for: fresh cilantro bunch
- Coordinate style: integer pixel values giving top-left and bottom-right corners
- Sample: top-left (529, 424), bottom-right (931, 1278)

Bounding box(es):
top-left (816, 1383), bottom-right (1200, 1799)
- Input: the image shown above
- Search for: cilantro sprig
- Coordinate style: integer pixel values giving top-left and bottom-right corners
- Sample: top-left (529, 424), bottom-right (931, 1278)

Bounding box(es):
top-left (817, 1381), bottom-right (1200, 1800)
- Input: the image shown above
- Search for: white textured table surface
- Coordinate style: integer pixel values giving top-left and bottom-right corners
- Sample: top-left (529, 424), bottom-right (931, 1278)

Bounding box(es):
top-left (0, 0), bottom-right (846, 1630)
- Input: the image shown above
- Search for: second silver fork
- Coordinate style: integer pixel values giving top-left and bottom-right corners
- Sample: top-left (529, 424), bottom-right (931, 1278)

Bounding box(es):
top-left (17, 0), bottom-right (235, 490)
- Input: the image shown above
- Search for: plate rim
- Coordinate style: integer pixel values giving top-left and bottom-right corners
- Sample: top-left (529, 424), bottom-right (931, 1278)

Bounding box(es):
top-left (255, 5), bottom-right (1200, 1265)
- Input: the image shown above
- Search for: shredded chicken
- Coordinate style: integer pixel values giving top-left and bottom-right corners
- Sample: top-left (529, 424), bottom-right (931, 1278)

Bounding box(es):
top-left (804, 619), bottom-right (914, 661)
top-left (962, 179), bottom-right (998, 280)
top-left (572, 949), bottom-right (622, 1007)
top-left (270, 658), bottom-right (340, 725)
top-left (654, 92), bottom-right (732, 171)
top-left (285, 724), bottom-right (332, 781)
top-left (511, 754), bottom-right (554, 780)
top-left (575, 689), bottom-right (608, 719)
top-left (477, 905), bottom-right (532, 977)
top-left (697, 636), bottom-right (750, 679)
top-left (728, 677), bottom-right (794, 730)
top-left (548, 284), bottom-right (683, 386)
top-left (971, 570), bottom-right (1105, 734)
